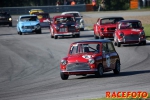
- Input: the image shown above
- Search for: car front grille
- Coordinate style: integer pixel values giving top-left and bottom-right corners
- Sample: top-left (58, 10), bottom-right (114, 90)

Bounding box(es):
top-left (124, 34), bottom-right (139, 41)
top-left (107, 27), bottom-right (116, 31)
top-left (66, 63), bottom-right (90, 71)
top-left (59, 27), bottom-right (67, 32)
top-left (68, 26), bottom-right (76, 32)
top-left (23, 26), bottom-right (34, 29)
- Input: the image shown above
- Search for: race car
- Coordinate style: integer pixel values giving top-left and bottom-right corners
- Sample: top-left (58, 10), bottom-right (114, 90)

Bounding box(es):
top-left (61, 11), bottom-right (84, 31)
top-left (17, 15), bottom-right (41, 35)
top-left (93, 16), bottom-right (124, 39)
top-left (50, 14), bottom-right (80, 39)
top-left (0, 12), bottom-right (12, 26)
top-left (114, 20), bottom-right (146, 47)
top-left (29, 9), bottom-right (44, 15)
top-left (60, 39), bottom-right (121, 80)
top-left (34, 12), bottom-right (50, 28)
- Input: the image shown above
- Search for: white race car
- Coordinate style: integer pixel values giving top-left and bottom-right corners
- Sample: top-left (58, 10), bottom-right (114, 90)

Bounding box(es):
top-left (61, 11), bottom-right (84, 31)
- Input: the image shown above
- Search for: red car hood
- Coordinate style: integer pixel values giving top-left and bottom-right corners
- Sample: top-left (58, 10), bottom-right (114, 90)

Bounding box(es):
top-left (39, 18), bottom-right (50, 22)
top-left (120, 29), bottom-right (142, 35)
top-left (67, 53), bottom-right (95, 63)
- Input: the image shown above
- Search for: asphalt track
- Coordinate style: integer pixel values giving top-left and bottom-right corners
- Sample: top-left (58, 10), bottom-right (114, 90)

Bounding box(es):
top-left (0, 11), bottom-right (150, 100)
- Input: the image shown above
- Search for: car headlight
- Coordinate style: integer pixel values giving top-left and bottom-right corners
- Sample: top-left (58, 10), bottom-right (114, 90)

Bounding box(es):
top-left (89, 58), bottom-right (95, 64)
top-left (9, 18), bottom-right (12, 21)
top-left (119, 32), bottom-right (124, 37)
top-left (75, 24), bottom-right (80, 29)
top-left (22, 26), bottom-right (27, 29)
top-left (140, 31), bottom-right (145, 36)
top-left (55, 25), bottom-right (59, 30)
top-left (61, 59), bottom-right (67, 65)
top-left (35, 24), bottom-right (41, 29)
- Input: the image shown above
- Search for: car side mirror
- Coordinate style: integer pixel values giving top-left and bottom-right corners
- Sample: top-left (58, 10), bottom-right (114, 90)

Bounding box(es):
top-left (17, 19), bottom-right (18, 22)
top-left (29, 11), bottom-right (30, 13)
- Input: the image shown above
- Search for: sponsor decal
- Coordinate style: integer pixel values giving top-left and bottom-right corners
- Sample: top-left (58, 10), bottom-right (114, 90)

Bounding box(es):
top-left (106, 91), bottom-right (148, 98)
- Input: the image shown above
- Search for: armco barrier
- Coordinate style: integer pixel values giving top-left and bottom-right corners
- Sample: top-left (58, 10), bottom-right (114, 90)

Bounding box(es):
top-left (0, 4), bottom-right (86, 15)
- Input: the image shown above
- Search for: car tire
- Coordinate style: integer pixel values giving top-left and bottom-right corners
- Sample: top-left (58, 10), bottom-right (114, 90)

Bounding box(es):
top-left (76, 34), bottom-right (80, 38)
top-left (94, 33), bottom-right (99, 39)
top-left (72, 35), bottom-right (75, 38)
top-left (117, 42), bottom-right (121, 47)
top-left (9, 23), bottom-right (12, 27)
top-left (143, 41), bottom-right (146, 45)
top-left (113, 60), bottom-right (120, 74)
top-left (60, 72), bottom-right (69, 80)
top-left (36, 29), bottom-right (42, 34)
top-left (54, 36), bottom-right (58, 39)
top-left (19, 31), bottom-right (22, 35)
top-left (51, 34), bottom-right (54, 38)
top-left (95, 64), bottom-right (103, 77)
top-left (80, 28), bottom-right (84, 31)
top-left (114, 41), bottom-right (117, 46)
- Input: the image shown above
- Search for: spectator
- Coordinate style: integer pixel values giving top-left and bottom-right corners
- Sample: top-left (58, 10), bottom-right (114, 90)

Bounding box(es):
top-left (92, 0), bottom-right (96, 11)
top-left (64, 0), bottom-right (67, 5)
top-left (56, 0), bottom-right (60, 6)
top-left (71, 0), bottom-right (76, 6)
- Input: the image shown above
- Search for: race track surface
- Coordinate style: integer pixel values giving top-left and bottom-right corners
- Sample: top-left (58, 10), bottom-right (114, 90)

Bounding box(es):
top-left (0, 11), bottom-right (150, 100)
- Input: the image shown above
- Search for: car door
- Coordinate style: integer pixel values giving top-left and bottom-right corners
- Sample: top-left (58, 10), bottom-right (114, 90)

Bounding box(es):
top-left (102, 43), bottom-right (112, 71)
top-left (107, 42), bottom-right (117, 69)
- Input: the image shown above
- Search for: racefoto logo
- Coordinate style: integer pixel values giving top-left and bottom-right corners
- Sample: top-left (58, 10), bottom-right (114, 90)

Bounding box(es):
top-left (106, 91), bottom-right (149, 98)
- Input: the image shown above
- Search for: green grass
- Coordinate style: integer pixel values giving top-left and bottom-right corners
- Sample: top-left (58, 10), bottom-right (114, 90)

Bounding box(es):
top-left (85, 93), bottom-right (150, 100)
top-left (143, 24), bottom-right (150, 40)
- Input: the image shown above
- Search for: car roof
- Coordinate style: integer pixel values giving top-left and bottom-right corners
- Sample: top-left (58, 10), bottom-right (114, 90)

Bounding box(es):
top-left (30, 9), bottom-right (43, 11)
top-left (72, 39), bottom-right (112, 44)
top-left (20, 15), bottom-right (37, 17)
top-left (62, 11), bottom-right (80, 14)
top-left (119, 20), bottom-right (141, 23)
top-left (100, 16), bottom-right (124, 19)
top-left (53, 14), bottom-right (74, 18)
top-left (34, 12), bottom-right (49, 15)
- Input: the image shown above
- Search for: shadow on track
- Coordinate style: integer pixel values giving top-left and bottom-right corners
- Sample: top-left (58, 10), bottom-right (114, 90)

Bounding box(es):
top-left (71, 70), bottom-right (150, 80)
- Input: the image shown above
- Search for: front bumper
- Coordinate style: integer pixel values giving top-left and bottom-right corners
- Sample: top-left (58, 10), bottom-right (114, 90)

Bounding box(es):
top-left (61, 69), bottom-right (97, 75)
top-left (54, 32), bottom-right (80, 36)
top-left (118, 36), bottom-right (146, 44)
top-left (100, 32), bottom-right (114, 38)
top-left (20, 28), bottom-right (40, 33)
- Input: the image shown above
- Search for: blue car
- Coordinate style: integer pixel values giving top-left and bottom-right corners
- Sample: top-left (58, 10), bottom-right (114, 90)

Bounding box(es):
top-left (17, 15), bottom-right (42, 35)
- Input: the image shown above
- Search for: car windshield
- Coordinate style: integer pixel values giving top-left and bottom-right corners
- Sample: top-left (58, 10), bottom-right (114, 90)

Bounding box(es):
top-left (20, 16), bottom-right (38, 21)
top-left (101, 18), bottom-right (123, 24)
top-left (37, 14), bottom-right (49, 19)
top-left (69, 43), bottom-right (101, 55)
top-left (66, 13), bottom-right (80, 17)
top-left (55, 16), bottom-right (75, 23)
top-left (119, 21), bottom-right (142, 29)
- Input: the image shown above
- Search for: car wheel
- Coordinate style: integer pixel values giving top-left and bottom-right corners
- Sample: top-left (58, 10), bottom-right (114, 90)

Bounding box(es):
top-left (143, 41), bottom-right (146, 45)
top-left (9, 23), bottom-right (12, 27)
top-left (76, 34), bottom-right (80, 38)
top-left (54, 36), bottom-right (58, 39)
top-left (114, 41), bottom-right (117, 46)
top-left (51, 34), bottom-right (54, 38)
top-left (19, 31), bottom-right (22, 35)
top-left (80, 28), bottom-right (84, 31)
top-left (113, 60), bottom-right (120, 74)
top-left (72, 35), bottom-right (75, 38)
top-left (94, 33), bottom-right (99, 39)
top-left (117, 42), bottom-right (121, 47)
top-left (36, 29), bottom-right (42, 34)
top-left (95, 64), bottom-right (103, 77)
top-left (60, 72), bottom-right (69, 80)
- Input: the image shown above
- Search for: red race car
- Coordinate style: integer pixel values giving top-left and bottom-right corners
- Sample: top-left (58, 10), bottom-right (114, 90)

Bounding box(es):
top-left (93, 17), bottom-right (124, 39)
top-left (114, 20), bottom-right (146, 47)
top-left (60, 39), bottom-right (121, 80)
top-left (34, 12), bottom-right (50, 28)
top-left (50, 15), bottom-right (80, 39)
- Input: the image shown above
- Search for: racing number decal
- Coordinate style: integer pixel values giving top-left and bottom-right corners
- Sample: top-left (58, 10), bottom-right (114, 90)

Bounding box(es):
top-left (106, 55), bottom-right (110, 67)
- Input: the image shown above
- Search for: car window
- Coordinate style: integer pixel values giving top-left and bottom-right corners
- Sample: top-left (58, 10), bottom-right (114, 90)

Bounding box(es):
top-left (102, 43), bottom-right (109, 53)
top-left (107, 43), bottom-right (115, 52)
top-left (20, 16), bottom-right (37, 21)
top-left (55, 17), bottom-right (75, 23)
top-left (101, 18), bottom-right (123, 24)
top-left (119, 22), bottom-right (142, 29)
